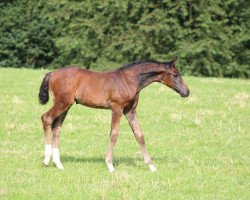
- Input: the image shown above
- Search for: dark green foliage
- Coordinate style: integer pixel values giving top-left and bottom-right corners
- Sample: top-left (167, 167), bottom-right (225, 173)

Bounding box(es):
top-left (0, 0), bottom-right (58, 68)
top-left (0, 0), bottom-right (249, 77)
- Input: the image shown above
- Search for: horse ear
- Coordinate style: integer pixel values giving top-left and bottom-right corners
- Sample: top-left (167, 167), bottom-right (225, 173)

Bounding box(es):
top-left (170, 56), bottom-right (178, 67)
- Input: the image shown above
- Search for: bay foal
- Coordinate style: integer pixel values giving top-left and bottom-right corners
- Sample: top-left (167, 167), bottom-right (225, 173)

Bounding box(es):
top-left (39, 57), bottom-right (189, 172)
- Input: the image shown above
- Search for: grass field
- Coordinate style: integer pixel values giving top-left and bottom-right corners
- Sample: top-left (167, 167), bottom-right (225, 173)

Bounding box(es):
top-left (0, 68), bottom-right (249, 199)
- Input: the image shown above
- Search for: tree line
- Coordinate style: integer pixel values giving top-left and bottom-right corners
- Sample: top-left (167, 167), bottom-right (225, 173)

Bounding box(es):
top-left (0, 0), bottom-right (249, 78)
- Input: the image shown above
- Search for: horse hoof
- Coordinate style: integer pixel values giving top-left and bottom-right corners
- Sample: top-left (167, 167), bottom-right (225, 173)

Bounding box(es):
top-left (149, 164), bottom-right (157, 172)
top-left (106, 162), bottom-right (115, 173)
top-left (43, 160), bottom-right (50, 166)
top-left (107, 165), bottom-right (115, 173)
top-left (105, 159), bottom-right (115, 173)
top-left (53, 162), bottom-right (64, 170)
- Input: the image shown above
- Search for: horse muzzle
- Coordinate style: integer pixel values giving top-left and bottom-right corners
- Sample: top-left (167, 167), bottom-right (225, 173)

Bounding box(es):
top-left (179, 88), bottom-right (190, 98)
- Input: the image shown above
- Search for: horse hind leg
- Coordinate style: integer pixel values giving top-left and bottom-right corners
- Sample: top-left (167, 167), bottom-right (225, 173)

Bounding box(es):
top-left (41, 99), bottom-right (72, 167)
top-left (41, 110), bottom-right (53, 166)
top-left (51, 110), bottom-right (69, 169)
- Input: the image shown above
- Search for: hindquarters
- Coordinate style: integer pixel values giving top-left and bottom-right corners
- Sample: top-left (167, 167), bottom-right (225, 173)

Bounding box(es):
top-left (39, 67), bottom-right (83, 105)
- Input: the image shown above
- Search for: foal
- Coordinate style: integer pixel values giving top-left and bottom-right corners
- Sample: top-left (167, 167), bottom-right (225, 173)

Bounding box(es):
top-left (39, 57), bottom-right (189, 172)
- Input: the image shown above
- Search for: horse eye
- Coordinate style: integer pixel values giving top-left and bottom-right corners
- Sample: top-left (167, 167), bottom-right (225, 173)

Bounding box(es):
top-left (173, 73), bottom-right (178, 77)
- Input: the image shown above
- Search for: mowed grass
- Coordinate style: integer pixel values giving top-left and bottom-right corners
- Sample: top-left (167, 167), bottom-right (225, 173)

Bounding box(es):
top-left (0, 68), bottom-right (249, 200)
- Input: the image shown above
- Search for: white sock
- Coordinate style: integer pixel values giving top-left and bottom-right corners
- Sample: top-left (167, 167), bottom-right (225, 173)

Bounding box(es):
top-left (105, 158), bottom-right (115, 173)
top-left (43, 144), bottom-right (52, 165)
top-left (148, 164), bottom-right (157, 172)
top-left (45, 144), bottom-right (52, 156)
top-left (53, 148), bottom-right (64, 169)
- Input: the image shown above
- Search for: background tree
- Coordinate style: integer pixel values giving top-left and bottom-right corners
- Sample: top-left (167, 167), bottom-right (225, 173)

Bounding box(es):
top-left (0, 0), bottom-right (249, 78)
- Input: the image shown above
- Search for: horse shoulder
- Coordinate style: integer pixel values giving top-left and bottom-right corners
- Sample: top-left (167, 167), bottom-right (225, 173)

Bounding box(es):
top-left (108, 71), bottom-right (138, 105)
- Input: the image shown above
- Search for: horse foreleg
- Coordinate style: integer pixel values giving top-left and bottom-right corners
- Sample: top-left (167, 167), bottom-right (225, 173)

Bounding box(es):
top-left (106, 108), bottom-right (122, 173)
top-left (125, 109), bottom-right (157, 172)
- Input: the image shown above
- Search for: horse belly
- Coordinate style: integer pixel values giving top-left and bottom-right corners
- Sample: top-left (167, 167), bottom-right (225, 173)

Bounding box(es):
top-left (78, 97), bottom-right (111, 109)
top-left (75, 86), bottom-right (111, 109)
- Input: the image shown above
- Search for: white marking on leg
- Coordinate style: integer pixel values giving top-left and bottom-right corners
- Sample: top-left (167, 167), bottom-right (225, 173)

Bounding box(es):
top-left (148, 164), bottom-right (157, 172)
top-left (43, 144), bottom-right (52, 166)
top-left (105, 158), bottom-right (115, 173)
top-left (52, 148), bottom-right (64, 170)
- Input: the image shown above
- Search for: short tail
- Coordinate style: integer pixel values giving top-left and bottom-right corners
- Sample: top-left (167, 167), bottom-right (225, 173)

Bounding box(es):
top-left (39, 72), bottom-right (52, 105)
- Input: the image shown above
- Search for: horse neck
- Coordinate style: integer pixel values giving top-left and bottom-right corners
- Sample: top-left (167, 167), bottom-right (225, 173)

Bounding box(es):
top-left (132, 63), bottom-right (164, 91)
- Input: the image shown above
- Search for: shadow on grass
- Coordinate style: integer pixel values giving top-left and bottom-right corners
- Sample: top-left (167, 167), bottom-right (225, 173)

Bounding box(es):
top-left (60, 155), bottom-right (167, 167)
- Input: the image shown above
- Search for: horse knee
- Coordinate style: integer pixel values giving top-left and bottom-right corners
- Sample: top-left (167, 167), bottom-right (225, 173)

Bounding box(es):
top-left (110, 130), bottom-right (119, 141)
top-left (136, 134), bottom-right (145, 145)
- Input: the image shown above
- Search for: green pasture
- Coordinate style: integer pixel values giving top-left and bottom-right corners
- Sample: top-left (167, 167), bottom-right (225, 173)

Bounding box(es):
top-left (0, 68), bottom-right (249, 199)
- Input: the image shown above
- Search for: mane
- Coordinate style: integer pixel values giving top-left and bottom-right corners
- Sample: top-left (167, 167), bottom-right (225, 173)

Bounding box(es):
top-left (117, 60), bottom-right (168, 71)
